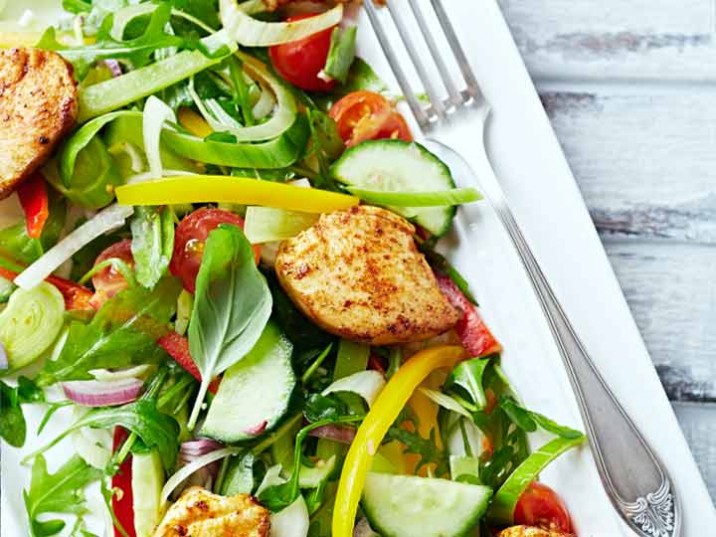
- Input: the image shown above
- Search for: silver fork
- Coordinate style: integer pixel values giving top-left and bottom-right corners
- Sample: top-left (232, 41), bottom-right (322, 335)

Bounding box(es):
top-left (364, 2), bottom-right (680, 536)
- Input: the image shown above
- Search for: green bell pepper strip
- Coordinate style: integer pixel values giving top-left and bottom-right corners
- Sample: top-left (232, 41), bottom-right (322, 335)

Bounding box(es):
top-left (78, 31), bottom-right (237, 122)
top-left (487, 434), bottom-right (586, 524)
top-left (162, 114), bottom-right (311, 169)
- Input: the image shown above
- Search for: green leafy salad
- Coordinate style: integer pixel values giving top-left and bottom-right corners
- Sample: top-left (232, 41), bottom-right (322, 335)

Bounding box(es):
top-left (0, 1), bottom-right (586, 536)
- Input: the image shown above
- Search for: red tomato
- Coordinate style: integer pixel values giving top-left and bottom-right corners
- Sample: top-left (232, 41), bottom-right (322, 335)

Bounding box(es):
top-left (170, 208), bottom-right (259, 294)
top-left (514, 482), bottom-right (574, 533)
top-left (90, 239), bottom-right (134, 310)
top-left (269, 14), bottom-right (336, 92)
top-left (329, 90), bottom-right (412, 147)
top-left (112, 427), bottom-right (136, 537)
top-left (434, 273), bottom-right (501, 358)
top-left (157, 331), bottom-right (221, 394)
top-left (0, 266), bottom-right (93, 311)
top-left (16, 173), bottom-right (49, 239)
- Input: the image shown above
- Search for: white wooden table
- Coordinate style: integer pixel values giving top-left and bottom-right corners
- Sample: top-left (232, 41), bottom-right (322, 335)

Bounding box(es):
top-left (497, 0), bottom-right (715, 499)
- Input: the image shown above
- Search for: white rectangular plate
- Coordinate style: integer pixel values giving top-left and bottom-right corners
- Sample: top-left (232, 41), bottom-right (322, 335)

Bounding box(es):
top-left (2, 1), bottom-right (714, 536)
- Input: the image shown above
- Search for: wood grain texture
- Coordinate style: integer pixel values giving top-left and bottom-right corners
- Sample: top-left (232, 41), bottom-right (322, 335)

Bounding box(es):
top-left (498, 0), bottom-right (716, 82)
top-left (673, 402), bottom-right (716, 499)
top-left (496, 0), bottom-right (716, 495)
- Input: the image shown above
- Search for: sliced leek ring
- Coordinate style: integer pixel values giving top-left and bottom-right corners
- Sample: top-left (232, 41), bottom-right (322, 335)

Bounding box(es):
top-left (0, 282), bottom-right (65, 370)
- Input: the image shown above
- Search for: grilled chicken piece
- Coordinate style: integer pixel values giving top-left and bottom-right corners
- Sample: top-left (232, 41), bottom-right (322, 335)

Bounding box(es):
top-left (153, 487), bottom-right (270, 537)
top-left (0, 48), bottom-right (78, 199)
top-left (275, 205), bottom-right (459, 345)
top-left (498, 526), bottom-right (574, 537)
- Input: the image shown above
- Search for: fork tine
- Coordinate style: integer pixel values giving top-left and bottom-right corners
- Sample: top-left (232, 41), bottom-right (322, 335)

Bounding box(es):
top-left (364, 1), bottom-right (430, 129)
top-left (407, 0), bottom-right (462, 108)
top-left (385, 1), bottom-right (445, 120)
top-left (429, 0), bottom-right (482, 102)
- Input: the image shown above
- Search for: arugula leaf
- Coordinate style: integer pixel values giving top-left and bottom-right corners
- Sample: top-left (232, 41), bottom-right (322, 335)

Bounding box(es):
top-left (306, 109), bottom-right (343, 189)
top-left (0, 378), bottom-right (44, 448)
top-left (499, 396), bottom-right (583, 440)
top-left (386, 415), bottom-right (449, 476)
top-left (37, 279), bottom-right (180, 386)
top-left (130, 206), bottom-right (175, 289)
top-left (23, 454), bottom-right (101, 537)
top-left (27, 398), bottom-right (180, 472)
top-left (445, 357), bottom-right (491, 409)
top-left (187, 224), bottom-right (273, 429)
top-left (259, 417), bottom-right (361, 512)
top-left (38, 4), bottom-right (184, 76)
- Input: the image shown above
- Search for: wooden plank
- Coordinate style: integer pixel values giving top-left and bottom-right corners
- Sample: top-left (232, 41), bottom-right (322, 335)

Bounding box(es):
top-left (540, 90), bottom-right (716, 244)
top-left (498, 0), bottom-right (716, 82)
top-left (672, 402), bottom-right (716, 500)
top-left (603, 238), bottom-right (716, 402)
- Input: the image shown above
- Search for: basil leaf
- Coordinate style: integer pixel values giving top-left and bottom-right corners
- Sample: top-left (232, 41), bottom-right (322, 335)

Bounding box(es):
top-left (130, 206), bottom-right (175, 289)
top-left (0, 382), bottom-right (26, 447)
top-left (187, 224), bottom-right (272, 429)
top-left (23, 454), bottom-right (101, 537)
top-left (37, 279), bottom-right (180, 386)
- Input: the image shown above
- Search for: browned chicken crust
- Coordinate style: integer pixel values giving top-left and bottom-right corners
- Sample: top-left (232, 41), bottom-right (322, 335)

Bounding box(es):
top-left (498, 526), bottom-right (574, 537)
top-left (153, 487), bottom-right (270, 537)
top-left (0, 48), bottom-right (78, 199)
top-left (275, 205), bottom-right (459, 345)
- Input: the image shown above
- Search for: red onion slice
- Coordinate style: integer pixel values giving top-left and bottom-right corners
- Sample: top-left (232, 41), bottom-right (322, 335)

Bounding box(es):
top-left (62, 378), bottom-right (144, 407)
top-left (179, 439), bottom-right (223, 458)
top-left (309, 424), bottom-right (356, 444)
top-left (103, 59), bottom-right (123, 77)
top-left (0, 342), bottom-right (7, 370)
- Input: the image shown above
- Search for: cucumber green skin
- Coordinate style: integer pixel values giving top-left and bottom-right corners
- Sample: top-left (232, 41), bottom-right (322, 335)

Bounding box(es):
top-left (331, 139), bottom-right (457, 237)
top-left (361, 473), bottom-right (493, 537)
top-left (201, 321), bottom-right (295, 443)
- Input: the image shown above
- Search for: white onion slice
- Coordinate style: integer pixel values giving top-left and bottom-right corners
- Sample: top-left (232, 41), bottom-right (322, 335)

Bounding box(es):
top-left (143, 96), bottom-right (177, 179)
top-left (161, 447), bottom-right (239, 503)
top-left (0, 342), bottom-right (7, 370)
top-left (270, 496), bottom-right (310, 537)
top-left (322, 370), bottom-right (386, 409)
top-left (14, 204), bottom-right (134, 290)
top-left (90, 364), bottom-right (154, 382)
top-left (221, 0), bottom-right (342, 46)
top-left (103, 59), bottom-right (123, 77)
top-left (62, 378), bottom-right (144, 407)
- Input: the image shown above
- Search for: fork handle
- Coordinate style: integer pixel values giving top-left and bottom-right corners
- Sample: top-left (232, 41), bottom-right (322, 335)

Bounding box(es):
top-left (470, 125), bottom-right (680, 537)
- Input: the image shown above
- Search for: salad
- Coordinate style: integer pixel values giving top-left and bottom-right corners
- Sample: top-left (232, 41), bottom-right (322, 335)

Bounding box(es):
top-left (0, 1), bottom-right (586, 536)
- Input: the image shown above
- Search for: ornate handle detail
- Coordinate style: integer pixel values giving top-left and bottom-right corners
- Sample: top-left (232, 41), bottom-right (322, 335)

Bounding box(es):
top-left (426, 127), bottom-right (681, 536)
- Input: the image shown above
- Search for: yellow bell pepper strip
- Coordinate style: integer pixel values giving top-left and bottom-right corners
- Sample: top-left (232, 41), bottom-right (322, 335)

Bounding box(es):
top-left (178, 108), bottom-right (214, 138)
top-left (332, 345), bottom-right (467, 537)
top-left (115, 175), bottom-right (360, 213)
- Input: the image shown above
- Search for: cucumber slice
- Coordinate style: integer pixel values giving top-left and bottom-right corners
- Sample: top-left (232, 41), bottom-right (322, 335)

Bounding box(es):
top-left (361, 472), bottom-right (493, 537)
top-left (0, 282), bottom-right (65, 369)
top-left (132, 449), bottom-right (164, 537)
top-left (331, 140), bottom-right (457, 236)
top-left (201, 321), bottom-right (295, 443)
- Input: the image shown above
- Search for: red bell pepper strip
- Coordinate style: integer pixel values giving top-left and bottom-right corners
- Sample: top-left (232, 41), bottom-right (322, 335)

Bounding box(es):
top-left (0, 266), bottom-right (93, 311)
top-left (157, 331), bottom-right (220, 394)
top-left (16, 173), bottom-right (49, 239)
top-left (112, 427), bottom-right (136, 537)
top-left (435, 273), bottom-right (501, 358)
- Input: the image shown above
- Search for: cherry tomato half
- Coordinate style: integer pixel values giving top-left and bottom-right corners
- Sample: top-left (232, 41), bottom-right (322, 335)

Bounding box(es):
top-left (329, 90), bottom-right (412, 147)
top-left (514, 482), bottom-right (574, 534)
top-left (170, 208), bottom-right (260, 294)
top-left (90, 239), bottom-right (134, 310)
top-left (269, 14), bottom-right (336, 92)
